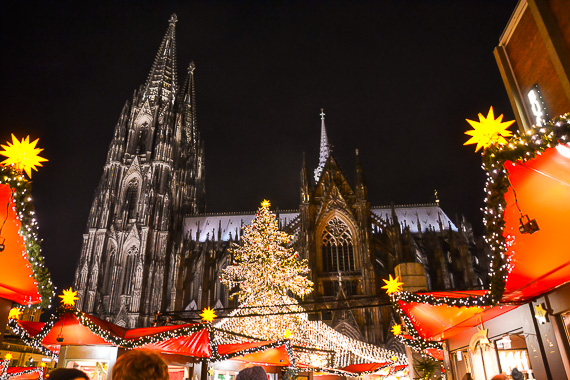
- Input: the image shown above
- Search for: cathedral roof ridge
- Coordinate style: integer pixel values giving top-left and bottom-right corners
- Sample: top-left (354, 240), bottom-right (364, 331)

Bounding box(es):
top-left (372, 202), bottom-right (440, 209)
top-left (187, 208), bottom-right (301, 217)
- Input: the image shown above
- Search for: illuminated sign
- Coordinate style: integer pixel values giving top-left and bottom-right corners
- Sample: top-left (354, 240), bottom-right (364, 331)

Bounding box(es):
top-left (527, 85), bottom-right (548, 126)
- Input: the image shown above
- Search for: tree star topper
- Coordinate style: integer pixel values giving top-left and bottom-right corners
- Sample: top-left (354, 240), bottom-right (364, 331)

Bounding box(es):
top-left (382, 274), bottom-right (404, 295)
top-left (4, 353), bottom-right (13, 361)
top-left (59, 287), bottom-right (79, 307)
top-left (391, 324), bottom-right (402, 335)
top-left (200, 307), bottom-right (217, 322)
top-left (8, 307), bottom-right (22, 320)
top-left (0, 134), bottom-right (48, 178)
top-left (261, 199), bottom-right (271, 208)
top-left (464, 107), bottom-right (515, 152)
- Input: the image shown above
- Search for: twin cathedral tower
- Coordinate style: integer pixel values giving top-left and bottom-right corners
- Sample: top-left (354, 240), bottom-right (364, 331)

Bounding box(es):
top-left (74, 15), bottom-right (484, 345)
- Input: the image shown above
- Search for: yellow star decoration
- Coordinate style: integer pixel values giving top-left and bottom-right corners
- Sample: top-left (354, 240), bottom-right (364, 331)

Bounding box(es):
top-left (0, 134), bottom-right (48, 178)
top-left (283, 329), bottom-right (293, 339)
top-left (535, 303), bottom-right (547, 317)
top-left (261, 199), bottom-right (271, 208)
top-left (464, 107), bottom-right (515, 152)
top-left (4, 353), bottom-right (13, 361)
top-left (391, 355), bottom-right (398, 362)
top-left (8, 307), bottom-right (22, 320)
top-left (40, 362), bottom-right (46, 367)
top-left (382, 274), bottom-right (404, 295)
top-left (59, 287), bottom-right (79, 307)
top-left (207, 367), bottom-right (215, 376)
top-left (200, 307), bottom-right (217, 322)
top-left (391, 324), bottom-right (402, 336)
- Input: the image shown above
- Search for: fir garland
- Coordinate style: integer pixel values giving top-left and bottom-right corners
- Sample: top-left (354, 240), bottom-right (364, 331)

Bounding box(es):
top-left (0, 165), bottom-right (55, 308)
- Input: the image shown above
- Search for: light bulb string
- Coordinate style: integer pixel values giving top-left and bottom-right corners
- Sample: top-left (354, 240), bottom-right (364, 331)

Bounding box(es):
top-left (0, 188), bottom-right (14, 237)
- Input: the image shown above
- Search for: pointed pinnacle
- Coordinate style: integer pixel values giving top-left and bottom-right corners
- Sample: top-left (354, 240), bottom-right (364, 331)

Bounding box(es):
top-left (188, 61), bottom-right (196, 73)
top-left (169, 14), bottom-right (178, 25)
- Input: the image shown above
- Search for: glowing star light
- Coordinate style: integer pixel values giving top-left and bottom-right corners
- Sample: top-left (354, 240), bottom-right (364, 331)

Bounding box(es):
top-left (261, 199), bottom-right (271, 208)
top-left (4, 353), bottom-right (13, 361)
top-left (200, 307), bottom-right (217, 322)
top-left (464, 107), bottom-right (515, 152)
top-left (391, 324), bottom-right (402, 336)
top-left (382, 274), bottom-right (404, 295)
top-left (8, 307), bottom-right (22, 320)
top-left (59, 287), bottom-right (79, 307)
top-left (0, 134), bottom-right (48, 178)
top-left (283, 329), bottom-right (293, 339)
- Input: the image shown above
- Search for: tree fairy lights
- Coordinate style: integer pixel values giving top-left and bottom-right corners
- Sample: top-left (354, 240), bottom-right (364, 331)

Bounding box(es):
top-left (216, 201), bottom-right (407, 368)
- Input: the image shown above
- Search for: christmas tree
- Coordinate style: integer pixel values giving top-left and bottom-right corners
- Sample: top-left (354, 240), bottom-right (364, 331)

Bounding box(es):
top-left (220, 199), bottom-right (313, 306)
top-left (216, 200), bottom-right (406, 368)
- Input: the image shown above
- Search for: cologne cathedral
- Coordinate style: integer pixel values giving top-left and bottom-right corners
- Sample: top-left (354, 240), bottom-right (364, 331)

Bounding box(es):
top-left (74, 15), bottom-right (487, 345)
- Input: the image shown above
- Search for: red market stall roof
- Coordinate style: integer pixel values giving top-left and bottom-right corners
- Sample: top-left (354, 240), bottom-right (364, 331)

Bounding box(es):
top-left (5, 367), bottom-right (43, 379)
top-left (19, 312), bottom-right (122, 346)
top-left (134, 327), bottom-right (212, 358)
top-left (0, 184), bottom-right (42, 305)
top-left (340, 362), bottom-right (391, 374)
top-left (501, 145), bottom-right (570, 302)
top-left (395, 290), bottom-right (518, 341)
top-left (219, 342), bottom-right (292, 366)
top-left (14, 311), bottom-right (293, 366)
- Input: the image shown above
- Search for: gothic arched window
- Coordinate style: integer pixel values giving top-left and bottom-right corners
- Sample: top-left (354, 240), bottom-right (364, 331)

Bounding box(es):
top-left (321, 217), bottom-right (355, 273)
top-left (125, 179), bottom-right (139, 220)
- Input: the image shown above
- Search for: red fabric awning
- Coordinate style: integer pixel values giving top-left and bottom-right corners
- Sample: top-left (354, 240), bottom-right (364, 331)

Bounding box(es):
top-left (135, 327), bottom-right (211, 358)
top-left (0, 184), bottom-right (42, 305)
top-left (124, 323), bottom-right (197, 340)
top-left (36, 313), bottom-right (121, 346)
top-left (227, 343), bottom-right (292, 366)
top-left (397, 291), bottom-right (518, 340)
top-left (6, 367), bottom-right (43, 379)
top-left (341, 362), bottom-right (390, 374)
top-left (502, 145), bottom-right (570, 302)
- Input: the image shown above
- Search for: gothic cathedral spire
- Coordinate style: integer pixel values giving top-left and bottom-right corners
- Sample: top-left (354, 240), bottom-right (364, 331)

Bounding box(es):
top-left (314, 108), bottom-right (330, 182)
top-left (142, 13), bottom-right (179, 103)
top-left (74, 15), bottom-right (205, 328)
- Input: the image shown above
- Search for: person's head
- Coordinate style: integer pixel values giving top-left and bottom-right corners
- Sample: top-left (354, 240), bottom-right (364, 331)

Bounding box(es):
top-left (236, 366), bottom-right (267, 380)
top-left (47, 368), bottom-right (89, 380)
top-left (112, 349), bottom-right (169, 380)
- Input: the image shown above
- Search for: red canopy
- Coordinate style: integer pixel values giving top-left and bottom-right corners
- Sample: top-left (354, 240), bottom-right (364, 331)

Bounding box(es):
top-left (221, 342), bottom-right (292, 366)
top-left (341, 362), bottom-right (390, 374)
top-left (5, 367), bottom-right (43, 379)
top-left (502, 145), bottom-right (570, 302)
top-left (0, 184), bottom-right (42, 305)
top-left (135, 327), bottom-right (211, 358)
top-left (396, 290), bottom-right (518, 341)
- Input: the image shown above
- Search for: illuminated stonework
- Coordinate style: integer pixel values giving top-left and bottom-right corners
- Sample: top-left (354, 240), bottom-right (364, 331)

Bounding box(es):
top-left (73, 14), bottom-right (205, 328)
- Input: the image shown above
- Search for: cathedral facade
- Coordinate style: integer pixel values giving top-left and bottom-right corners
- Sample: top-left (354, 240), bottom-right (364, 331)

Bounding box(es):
top-left (74, 15), bottom-right (487, 344)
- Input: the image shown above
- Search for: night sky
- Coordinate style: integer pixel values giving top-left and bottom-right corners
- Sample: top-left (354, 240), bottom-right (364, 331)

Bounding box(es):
top-left (1, 1), bottom-right (518, 298)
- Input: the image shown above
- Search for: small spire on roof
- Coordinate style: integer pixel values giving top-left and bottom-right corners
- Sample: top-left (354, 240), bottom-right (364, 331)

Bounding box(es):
top-left (188, 61), bottom-right (196, 73)
top-left (434, 189), bottom-right (440, 206)
top-left (314, 108), bottom-right (330, 182)
top-left (169, 13), bottom-right (178, 25)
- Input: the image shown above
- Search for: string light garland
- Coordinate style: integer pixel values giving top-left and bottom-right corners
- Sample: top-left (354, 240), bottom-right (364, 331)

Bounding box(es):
top-left (0, 164), bottom-right (54, 309)
top-left (389, 113), bottom-right (570, 354)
